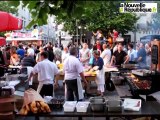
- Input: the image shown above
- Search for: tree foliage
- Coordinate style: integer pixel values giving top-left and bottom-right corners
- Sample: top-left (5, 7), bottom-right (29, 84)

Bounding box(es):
top-left (56, 1), bottom-right (139, 35)
top-left (9, 1), bottom-right (139, 35)
top-left (0, 1), bottom-right (18, 14)
top-left (0, 1), bottom-right (18, 36)
top-left (9, 0), bottom-right (87, 28)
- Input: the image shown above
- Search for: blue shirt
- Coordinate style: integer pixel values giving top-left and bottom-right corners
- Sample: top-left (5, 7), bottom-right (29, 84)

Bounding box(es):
top-left (137, 48), bottom-right (146, 64)
top-left (92, 57), bottom-right (104, 70)
top-left (17, 49), bottom-right (25, 59)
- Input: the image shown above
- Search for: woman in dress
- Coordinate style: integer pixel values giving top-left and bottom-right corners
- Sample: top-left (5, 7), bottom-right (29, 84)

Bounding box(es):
top-left (80, 43), bottom-right (91, 66)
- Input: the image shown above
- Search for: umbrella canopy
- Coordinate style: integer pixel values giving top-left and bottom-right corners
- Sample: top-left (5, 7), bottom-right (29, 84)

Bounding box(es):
top-left (0, 37), bottom-right (6, 46)
top-left (0, 11), bottom-right (22, 32)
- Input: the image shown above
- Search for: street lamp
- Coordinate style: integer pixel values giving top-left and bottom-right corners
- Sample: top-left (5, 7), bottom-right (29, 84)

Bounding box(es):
top-left (47, 24), bottom-right (49, 43)
top-left (78, 26), bottom-right (82, 44)
top-left (52, 22), bottom-right (57, 44)
top-left (76, 20), bottom-right (79, 44)
top-left (58, 24), bottom-right (63, 47)
top-left (78, 26), bottom-right (81, 29)
top-left (58, 31), bottom-right (61, 47)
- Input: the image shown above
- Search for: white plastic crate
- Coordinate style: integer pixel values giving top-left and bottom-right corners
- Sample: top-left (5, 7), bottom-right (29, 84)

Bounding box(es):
top-left (123, 99), bottom-right (141, 111)
top-left (63, 101), bottom-right (77, 112)
top-left (76, 101), bottom-right (90, 113)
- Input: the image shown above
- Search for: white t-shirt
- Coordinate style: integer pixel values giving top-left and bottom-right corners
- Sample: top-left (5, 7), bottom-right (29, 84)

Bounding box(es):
top-left (100, 48), bottom-right (111, 65)
top-left (80, 48), bottom-right (90, 65)
top-left (27, 48), bottom-right (35, 56)
top-left (80, 48), bottom-right (90, 59)
top-left (128, 49), bottom-right (137, 61)
top-left (32, 59), bottom-right (58, 84)
top-left (113, 45), bottom-right (118, 53)
top-left (64, 55), bottom-right (84, 80)
top-left (62, 51), bottom-right (69, 63)
top-left (54, 47), bottom-right (62, 58)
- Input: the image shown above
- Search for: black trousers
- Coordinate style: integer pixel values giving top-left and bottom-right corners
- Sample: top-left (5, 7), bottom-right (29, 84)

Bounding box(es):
top-left (65, 79), bottom-right (79, 101)
top-left (40, 84), bottom-right (53, 97)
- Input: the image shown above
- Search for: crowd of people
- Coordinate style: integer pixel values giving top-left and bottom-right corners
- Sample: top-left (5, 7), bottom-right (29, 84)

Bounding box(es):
top-left (0, 33), bottom-right (152, 101)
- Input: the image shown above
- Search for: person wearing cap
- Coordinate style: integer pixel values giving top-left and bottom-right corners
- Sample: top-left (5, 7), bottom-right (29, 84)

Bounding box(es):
top-left (28, 51), bottom-right (59, 97)
top-left (57, 47), bottom-right (88, 101)
top-left (91, 50), bottom-right (105, 96)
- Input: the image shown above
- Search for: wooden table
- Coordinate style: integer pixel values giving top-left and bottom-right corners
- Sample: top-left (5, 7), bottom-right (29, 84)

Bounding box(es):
top-left (55, 71), bottom-right (96, 96)
top-left (56, 71), bottom-right (96, 81)
top-left (15, 101), bottom-right (160, 120)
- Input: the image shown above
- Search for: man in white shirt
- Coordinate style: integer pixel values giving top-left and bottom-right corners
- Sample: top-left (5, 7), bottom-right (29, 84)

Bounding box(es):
top-left (27, 44), bottom-right (35, 57)
top-left (100, 43), bottom-right (111, 66)
top-left (127, 43), bottom-right (137, 63)
top-left (28, 51), bottom-right (58, 97)
top-left (56, 47), bottom-right (87, 101)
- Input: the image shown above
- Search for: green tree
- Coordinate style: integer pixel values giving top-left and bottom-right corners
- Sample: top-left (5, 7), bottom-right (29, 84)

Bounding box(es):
top-left (56, 1), bottom-right (139, 35)
top-left (0, 1), bottom-right (18, 14)
top-left (10, 1), bottom-right (88, 28)
top-left (10, 1), bottom-right (139, 35)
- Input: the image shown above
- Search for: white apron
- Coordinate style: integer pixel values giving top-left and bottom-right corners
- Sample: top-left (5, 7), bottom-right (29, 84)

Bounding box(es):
top-left (64, 77), bottom-right (84, 100)
top-left (27, 67), bottom-right (33, 85)
top-left (37, 82), bottom-right (55, 98)
top-left (95, 67), bottom-right (105, 85)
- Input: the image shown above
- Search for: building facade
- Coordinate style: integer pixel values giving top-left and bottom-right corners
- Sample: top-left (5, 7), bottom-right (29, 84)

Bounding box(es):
top-left (126, 13), bottom-right (159, 43)
top-left (15, 3), bottom-right (56, 43)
